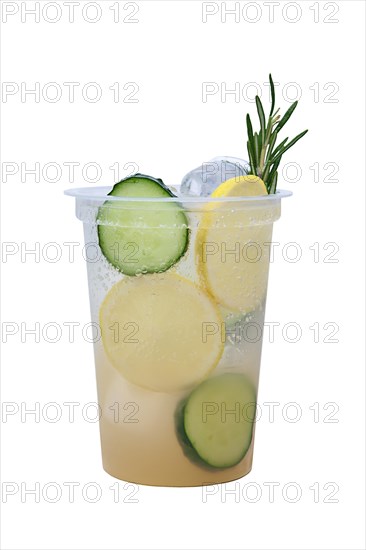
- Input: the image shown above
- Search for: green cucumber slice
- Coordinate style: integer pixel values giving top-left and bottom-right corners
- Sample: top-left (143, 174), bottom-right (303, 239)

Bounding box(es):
top-left (98, 174), bottom-right (189, 276)
top-left (182, 374), bottom-right (256, 468)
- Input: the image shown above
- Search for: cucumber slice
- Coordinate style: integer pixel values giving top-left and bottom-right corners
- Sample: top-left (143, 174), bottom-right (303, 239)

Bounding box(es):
top-left (182, 374), bottom-right (256, 468)
top-left (98, 174), bottom-right (189, 275)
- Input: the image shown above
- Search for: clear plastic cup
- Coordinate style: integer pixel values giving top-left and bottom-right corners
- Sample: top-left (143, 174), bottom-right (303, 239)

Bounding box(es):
top-left (66, 186), bottom-right (291, 487)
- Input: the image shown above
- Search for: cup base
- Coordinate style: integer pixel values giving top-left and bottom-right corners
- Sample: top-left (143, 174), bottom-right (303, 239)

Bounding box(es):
top-left (101, 436), bottom-right (255, 487)
top-left (102, 463), bottom-right (253, 488)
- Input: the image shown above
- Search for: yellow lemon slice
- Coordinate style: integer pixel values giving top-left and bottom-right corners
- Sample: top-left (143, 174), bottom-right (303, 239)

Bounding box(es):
top-left (211, 174), bottom-right (268, 198)
top-left (100, 273), bottom-right (224, 392)
top-left (197, 175), bottom-right (272, 314)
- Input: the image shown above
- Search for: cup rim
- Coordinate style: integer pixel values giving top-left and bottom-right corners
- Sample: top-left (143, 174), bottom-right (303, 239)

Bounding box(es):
top-left (65, 186), bottom-right (292, 204)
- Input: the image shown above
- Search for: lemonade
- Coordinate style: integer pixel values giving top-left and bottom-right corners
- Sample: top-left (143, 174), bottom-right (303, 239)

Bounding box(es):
top-left (66, 74), bottom-right (307, 485)
top-left (67, 182), bottom-right (289, 486)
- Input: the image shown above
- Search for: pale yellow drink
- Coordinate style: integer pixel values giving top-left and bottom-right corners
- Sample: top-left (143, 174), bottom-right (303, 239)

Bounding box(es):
top-left (68, 186), bottom-right (287, 486)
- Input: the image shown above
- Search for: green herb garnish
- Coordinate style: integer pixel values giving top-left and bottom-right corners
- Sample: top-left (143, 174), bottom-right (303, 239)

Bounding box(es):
top-left (246, 74), bottom-right (308, 194)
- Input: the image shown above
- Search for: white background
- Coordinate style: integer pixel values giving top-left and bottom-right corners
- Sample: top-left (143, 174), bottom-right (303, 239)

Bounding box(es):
top-left (1, 1), bottom-right (365, 549)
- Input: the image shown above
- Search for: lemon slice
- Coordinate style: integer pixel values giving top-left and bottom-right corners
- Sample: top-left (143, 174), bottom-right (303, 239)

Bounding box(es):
top-left (211, 174), bottom-right (268, 198)
top-left (100, 273), bottom-right (224, 392)
top-left (197, 175), bottom-right (272, 314)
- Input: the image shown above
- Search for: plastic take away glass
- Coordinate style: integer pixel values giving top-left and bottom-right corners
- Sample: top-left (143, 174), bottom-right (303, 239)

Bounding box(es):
top-left (66, 186), bottom-right (291, 487)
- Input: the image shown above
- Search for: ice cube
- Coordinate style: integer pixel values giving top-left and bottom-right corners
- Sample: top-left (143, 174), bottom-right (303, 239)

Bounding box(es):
top-left (180, 156), bottom-right (250, 197)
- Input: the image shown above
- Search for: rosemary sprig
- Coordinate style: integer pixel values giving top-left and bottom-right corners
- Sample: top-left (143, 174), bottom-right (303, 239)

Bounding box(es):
top-left (246, 74), bottom-right (308, 193)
